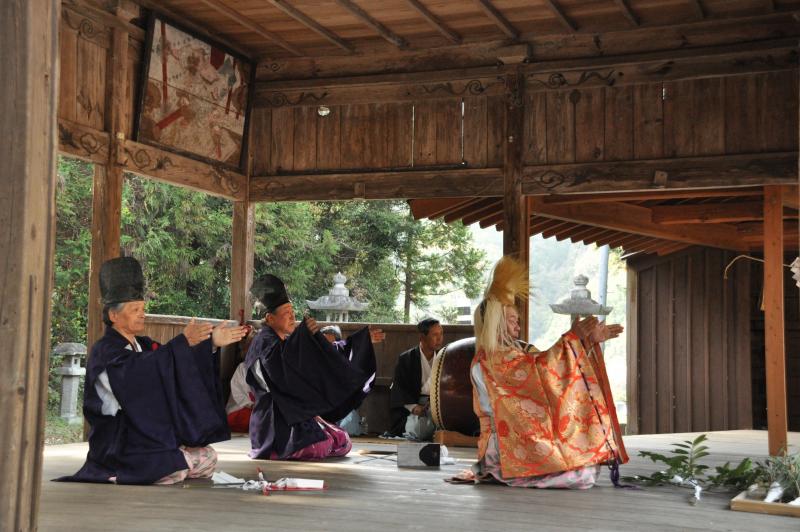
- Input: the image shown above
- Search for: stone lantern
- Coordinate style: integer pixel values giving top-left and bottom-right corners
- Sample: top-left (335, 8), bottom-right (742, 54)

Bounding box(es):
top-left (549, 274), bottom-right (612, 323)
top-left (52, 342), bottom-right (87, 424)
top-left (306, 272), bottom-right (368, 322)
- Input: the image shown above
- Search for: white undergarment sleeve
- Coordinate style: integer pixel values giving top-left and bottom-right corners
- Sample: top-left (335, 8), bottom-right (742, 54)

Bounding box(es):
top-left (95, 338), bottom-right (141, 416)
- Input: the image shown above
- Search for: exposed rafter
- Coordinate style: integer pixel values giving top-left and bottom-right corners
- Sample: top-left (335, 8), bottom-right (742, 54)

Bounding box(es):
top-left (543, 0), bottom-right (578, 32)
top-left (529, 197), bottom-right (748, 250)
top-left (335, 0), bottom-right (409, 49)
top-left (194, 0), bottom-right (304, 56)
top-left (650, 201), bottom-right (765, 224)
top-left (267, 0), bottom-right (355, 53)
top-left (688, 0), bottom-right (706, 19)
top-left (404, 0), bottom-right (462, 44)
top-left (472, 0), bottom-right (519, 40)
top-left (612, 0), bottom-right (640, 26)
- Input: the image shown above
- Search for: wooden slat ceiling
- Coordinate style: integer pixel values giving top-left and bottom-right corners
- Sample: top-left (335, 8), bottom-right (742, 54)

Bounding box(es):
top-left (135, 0), bottom-right (800, 58)
top-left (409, 186), bottom-right (799, 258)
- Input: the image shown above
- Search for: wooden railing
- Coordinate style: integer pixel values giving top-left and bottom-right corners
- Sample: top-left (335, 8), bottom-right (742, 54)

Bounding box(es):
top-left (143, 314), bottom-right (473, 434)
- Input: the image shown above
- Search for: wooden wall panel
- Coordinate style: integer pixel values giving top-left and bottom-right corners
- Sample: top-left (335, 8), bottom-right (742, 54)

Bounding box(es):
top-left (59, 24), bottom-right (78, 122)
top-left (385, 102), bottom-right (412, 168)
top-left (546, 91), bottom-right (575, 163)
top-left (486, 96), bottom-right (505, 167)
top-left (75, 36), bottom-right (107, 130)
top-left (341, 103), bottom-right (374, 168)
top-left (603, 85), bottom-right (634, 161)
top-left (316, 105), bottom-right (342, 170)
top-left (664, 78), bottom-right (725, 157)
top-left (726, 72), bottom-right (798, 154)
top-left (522, 92), bottom-right (547, 164)
top-left (250, 108), bottom-right (272, 175)
top-left (628, 247), bottom-right (752, 434)
top-left (246, 74), bottom-right (795, 177)
top-left (413, 100), bottom-right (437, 165)
top-left (574, 88), bottom-right (604, 162)
top-left (633, 83), bottom-right (664, 159)
top-left (270, 106), bottom-right (294, 172)
top-left (292, 106), bottom-right (318, 171)
top-left (435, 99), bottom-right (462, 165)
top-left (463, 96), bottom-right (488, 167)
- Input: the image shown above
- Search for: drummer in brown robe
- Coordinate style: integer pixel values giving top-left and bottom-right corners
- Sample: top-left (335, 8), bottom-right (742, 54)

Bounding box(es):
top-left (388, 318), bottom-right (443, 440)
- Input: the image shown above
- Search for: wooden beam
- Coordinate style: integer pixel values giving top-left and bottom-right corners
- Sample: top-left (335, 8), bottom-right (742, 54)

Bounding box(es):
top-left (543, 0), bottom-right (578, 32)
top-left (250, 168), bottom-right (502, 201)
top-left (472, 0), bottom-right (519, 40)
top-left (689, 0), bottom-right (706, 19)
top-left (763, 185), bottom-right (788, 456)
top-left (57, 119), bottom-right (247, 200)
top-left (266, 0), bottom-right (355, 53)
top-left (1, 1), bottom-right (58, 529)
top-left (613, 0), bottom-right (640, 26)
top-left (195, 0), bottom-right (304, 56)
top-left (334, 0), bottom-right (409, 49)
top-left (522, 153), bottom-right (798, 195)
top-left (58, 119), bottom-right (111, 164)
top-left (529, 198), bottom-right (748, 250)
top-left (63, 0), bottom-right (146, 42)
top-left (132, 0), bottom-right (253, 58)
top-left (256, 12), bottom-right (800, 81)
top-left (404, 0), bottom-right (461, 44)
top-left (543, 188), bottom-right (763, 205)
top-left (651, 201), bottom-right (764, 224)
top-left (120, 139), bottom-right (246, 200)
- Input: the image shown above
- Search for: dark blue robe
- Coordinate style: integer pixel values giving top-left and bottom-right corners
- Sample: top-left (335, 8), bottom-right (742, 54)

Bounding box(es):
top-left (56, 326), bottom-right (230, 484)
top-left (245, 321), bottom-right (376, 459)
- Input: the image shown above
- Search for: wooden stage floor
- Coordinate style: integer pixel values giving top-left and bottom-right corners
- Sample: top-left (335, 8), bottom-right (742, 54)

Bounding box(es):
top-left (39, 430), bottom-right (799, 531)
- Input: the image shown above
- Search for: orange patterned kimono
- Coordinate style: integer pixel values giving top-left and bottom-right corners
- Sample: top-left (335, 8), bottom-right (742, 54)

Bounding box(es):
top-left (472, 332), bottom-right (627, 480)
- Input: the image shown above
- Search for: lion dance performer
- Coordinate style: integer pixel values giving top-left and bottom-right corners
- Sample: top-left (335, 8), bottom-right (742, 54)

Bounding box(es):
top-left (468, 256), bottom-right (628, 489)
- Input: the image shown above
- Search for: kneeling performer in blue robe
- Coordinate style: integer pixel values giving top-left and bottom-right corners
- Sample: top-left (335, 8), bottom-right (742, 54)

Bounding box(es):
top-left (245, 274), bottom-right (383, 460)
top-left (58, 257), bottom-right (248, 485)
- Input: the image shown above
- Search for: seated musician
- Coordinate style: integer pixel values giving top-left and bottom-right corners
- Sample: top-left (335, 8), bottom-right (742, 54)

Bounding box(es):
top-left (388, 318), bottom-right (443, 441)
top-left (59, 257), bottom-right (247, 485)
top-left (469, 256), bottom-right (628, 488)
top-left (245, 274), bottom-right (383, 460)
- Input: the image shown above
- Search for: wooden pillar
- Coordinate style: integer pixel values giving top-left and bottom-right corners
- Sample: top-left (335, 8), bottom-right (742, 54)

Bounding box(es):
top-left (86, 27), bottom-right (128, 349)
top-left (222, 200), bottom-right (255, 390)
top-left (763, 185), bottom-right (787, 455)
top-left (0, 1), bottom-right (59, 530)
top-left (502, 70), bottom-right (530, 340)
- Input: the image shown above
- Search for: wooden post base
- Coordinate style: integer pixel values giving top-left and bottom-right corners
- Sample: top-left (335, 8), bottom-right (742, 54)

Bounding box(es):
top-left (433, 430), bottom-right (478, 448)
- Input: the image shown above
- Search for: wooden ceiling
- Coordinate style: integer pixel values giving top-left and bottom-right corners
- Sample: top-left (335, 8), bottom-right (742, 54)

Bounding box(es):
top-left (135, 0), bottom-right (800, 59)
top-left (409, 186), bottom-right (800, 257)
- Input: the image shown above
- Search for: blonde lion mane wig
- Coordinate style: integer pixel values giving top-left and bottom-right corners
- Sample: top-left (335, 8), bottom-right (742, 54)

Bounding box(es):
top-left (473, 256), bottom-right (529, 355)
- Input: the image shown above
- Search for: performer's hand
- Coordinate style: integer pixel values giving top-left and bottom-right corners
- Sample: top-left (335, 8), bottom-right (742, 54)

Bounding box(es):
top-left (184, 318), bottom-right (213, 347)
top-left (211, 321), bottom-right (249, 348)
top-left (589, 322), bottom-right (624, 344)
top-left (411, 404), bottom-right (426, 416)
top-left (369, 326), bottom-right (385, 344)
top-left (305, 316), bottom-right (321, 334)
top-left (569, 316), bottom-right (598, 340)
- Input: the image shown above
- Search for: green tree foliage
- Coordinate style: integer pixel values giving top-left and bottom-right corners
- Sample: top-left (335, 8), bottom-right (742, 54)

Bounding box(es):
top-left (52, 160), bottom-right (487, 362)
